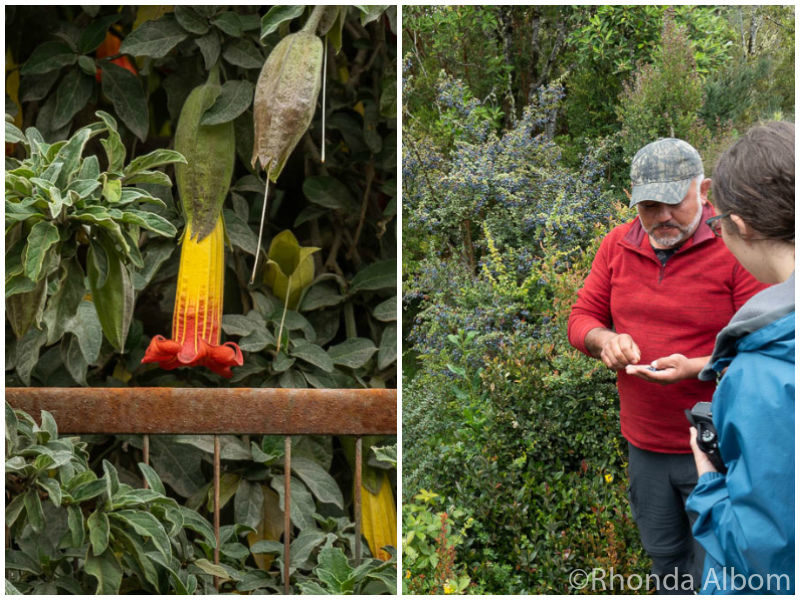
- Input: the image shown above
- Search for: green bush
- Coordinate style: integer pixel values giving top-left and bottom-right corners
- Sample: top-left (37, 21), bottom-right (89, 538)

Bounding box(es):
top-left (616, 16), bottom-right (711, 173)
top-left (402, 490), bottom-right (474, 595)
top-left (5, 402), bottom-right (216, 594)
top-left (403, 202), bottom-right (651, 592)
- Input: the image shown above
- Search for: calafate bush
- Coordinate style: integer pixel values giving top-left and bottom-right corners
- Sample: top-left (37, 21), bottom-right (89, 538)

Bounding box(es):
top-left (403, 77), bottom-right (650, 588)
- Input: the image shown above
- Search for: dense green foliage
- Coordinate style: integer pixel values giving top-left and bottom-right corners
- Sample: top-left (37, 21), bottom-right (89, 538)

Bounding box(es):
top-left (403, 5), bottom-right (793, 594)
top-left (6, 5), bottom-right (397, 594)
top-left (5, 402), bottom-right (396, 594)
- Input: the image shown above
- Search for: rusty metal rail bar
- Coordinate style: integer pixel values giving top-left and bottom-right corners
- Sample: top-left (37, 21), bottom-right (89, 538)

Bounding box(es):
top-left (5, 387), bottom-right (396, 434)
top-left (6, 387), bottom-right (397, 594)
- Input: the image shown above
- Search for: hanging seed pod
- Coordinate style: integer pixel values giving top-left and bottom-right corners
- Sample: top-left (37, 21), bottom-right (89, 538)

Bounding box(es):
top-left (249, 29), bottom-right (323, 283)
top-left (174, 77), bottom-right (235, 241)
top-left (251, 31), bottom-right (323, 181)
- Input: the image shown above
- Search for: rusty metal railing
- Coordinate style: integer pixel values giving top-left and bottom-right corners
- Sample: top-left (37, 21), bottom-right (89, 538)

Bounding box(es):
top-left (6, 387), bottom-right (397, 594)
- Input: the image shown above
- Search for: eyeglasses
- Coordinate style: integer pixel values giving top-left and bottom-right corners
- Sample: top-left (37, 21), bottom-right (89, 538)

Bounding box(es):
top-left (705, 214), bottom-right (730, 237)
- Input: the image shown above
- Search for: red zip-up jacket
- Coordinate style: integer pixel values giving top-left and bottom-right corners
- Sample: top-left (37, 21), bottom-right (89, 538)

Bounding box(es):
top-left (568, 204), bottom-right (767, 453)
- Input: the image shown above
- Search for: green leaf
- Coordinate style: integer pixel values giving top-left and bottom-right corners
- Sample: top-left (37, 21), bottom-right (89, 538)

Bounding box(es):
top-left (67, 178), bottom-right (101, 199)
top-left (349, 259), bottom-right (396, 293)
top-left (95, 110), bottom-right (126, 172)
top-left (14, 320), bottom-right (47, 385)
top-left (5, 119), bottom-right (26, 145)
top-left (24, 489), bottom-right (45, 533)
top-left (272, 352), bottom-right (295, 373)
top-left (358, 6), bottom-right (388, 27)
top-left (87, 240), bottom-right (134, 352)
top-left (122, 170), bottom-right (173, 187)
top-left (7, 276), bottom-right (47, 342)
top-left (21, 41), bottom-right (76, 75)
top-left (249, 540), bottom-right (284, 555)
top-left (212, 12), bottom-right (244, 38)
top-left (378, 324), bottom-right (396, 370)
top-left (88, 510), bottom-right (111, 555)
top-left (260, 6), bottom-right (305, 40)
top-left (62, 333), bottom-right (88, 385)
top-left (239, 327), bottom-right (276, 353)
top-left (113, 527), bottom-right (162, 591)
top-left (222, 38), bottom-right (263, 69)
top-left (194, 558), bottom-right (230, 580)
top-left (103, 177), bottom-right (122, 203)
top-left (37, 476), bottom-right (63, 507)
top-left (118, 187), bottom-right (167, 207)
top-left (52, 68), bottom-right (93, 128)
top-left (222, 208), bottom-right (259, 255)
top-left (84, 548), bottom-right (123, 595)
top-left (124, 149), bottom-right (187, 177)
top-left (234, 479), bottom-right (264, 530)
top-left (77, 14), bottom-right (122, 54)
top-left (40, 409), bottom-right (58, 440)
top-left (288, 529), bottom-right (327, 569)
top-left (328, 338), bottom-right (378, 369)
top-left (317, 546), bottom-right (354, 592)
top-left (178, 506), bottom-right (216, 548)
top-left (174, 6), bottom-right (210, 35)
top-left (70, 478), bottom-right (107, 503)
top-left (67, 504), bottom-right (85, 546)
top-left (102, 459), bottom-right (121, 499)
top-left (221, 311), bottom-right (264, 337)
top-left (201, 79), bottom-right (254, 125)
top-left (110, 510), bottom-right (171, 562)
top-left (119, 15), bottom-right (188, 58)
top-left (118, 208), bottom-right (177, 237)
top-left (5, 493), bottom-right (25, 530)
top-left (279, 368), bottom-right (307, 389)
top-left (23, 221), bottom-right (60, 282)
top-left (300, 282), bottom-right (344, 311)
top-left (138, 462), bottom-right (166, 496)
top-left (100, 62), bottom-right (149, 142)
top-left (195, 30), bottom-right (221, 71)
top-left (290, 340), bottom-right (333, 373)
top-left (110, 488), bottom-right (166, 509)
top-left (373, 296), bottom-right (396, 321)
top-left (291, 456), bottom-right (344, 509)
top-left (64, 299), bottom-right (104, 364)
top-left (303, 175), bottom-right (356, 211)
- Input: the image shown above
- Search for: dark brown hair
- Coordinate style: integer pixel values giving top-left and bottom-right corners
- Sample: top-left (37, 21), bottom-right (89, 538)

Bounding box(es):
top-left (712, 121), bottom-right (794, 242)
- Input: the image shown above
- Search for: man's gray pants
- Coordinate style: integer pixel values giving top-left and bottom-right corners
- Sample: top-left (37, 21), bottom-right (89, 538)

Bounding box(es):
top-left (627, 442), bottom-right (705, 594)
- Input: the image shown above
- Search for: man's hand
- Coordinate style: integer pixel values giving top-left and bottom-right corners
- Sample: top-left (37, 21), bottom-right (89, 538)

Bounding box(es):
top-left (586, 329), bottom-right (641, 370)
top-left (689, 426), bottom-right (718, 477)
top-left (625, 354), bottom-right (709, 384)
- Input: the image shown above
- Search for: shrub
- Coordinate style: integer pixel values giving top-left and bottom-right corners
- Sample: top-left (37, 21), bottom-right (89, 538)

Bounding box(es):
top-left (616, 16), bottom-right (711, 168)
top-left (402, 490), bottom-right (474, 595)
top-left (5, 402), bottom-right (216, 594)
top-left (403, 193), bottom-right (651, 592)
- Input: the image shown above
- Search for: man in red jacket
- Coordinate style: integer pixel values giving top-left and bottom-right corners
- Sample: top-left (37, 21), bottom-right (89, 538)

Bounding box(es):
top-left (568, 138), bottom-right (766, 593)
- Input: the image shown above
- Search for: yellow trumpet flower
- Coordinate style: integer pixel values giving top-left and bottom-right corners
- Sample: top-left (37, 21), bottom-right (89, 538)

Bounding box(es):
top-left (361, 470), bottom-right (396, 561)
top-left (142, 218), bottom-right (242, 378)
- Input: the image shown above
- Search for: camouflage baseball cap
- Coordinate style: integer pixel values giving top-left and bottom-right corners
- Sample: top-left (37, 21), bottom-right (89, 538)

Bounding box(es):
top-left (629, 138), bottom-right (703, 207)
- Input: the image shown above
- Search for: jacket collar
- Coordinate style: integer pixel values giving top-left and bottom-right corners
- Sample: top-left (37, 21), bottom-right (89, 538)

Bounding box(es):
top-left (622, 203), bottom-right (717, 254)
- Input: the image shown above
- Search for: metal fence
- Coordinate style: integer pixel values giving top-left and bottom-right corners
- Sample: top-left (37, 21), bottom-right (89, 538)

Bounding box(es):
top-left (6, 386), bottom-right (397, 594)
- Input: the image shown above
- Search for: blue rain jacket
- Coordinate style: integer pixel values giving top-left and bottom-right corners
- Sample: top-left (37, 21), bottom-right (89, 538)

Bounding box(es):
top-left (686, 273), bottom-right (795, 595)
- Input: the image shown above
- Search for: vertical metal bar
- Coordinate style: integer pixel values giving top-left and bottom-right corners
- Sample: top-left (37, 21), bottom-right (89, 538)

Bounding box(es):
top-left (213, 435), bottom-right (221, 591)
top-left (142, 434), bottom-right (150, 489)
top-left (284, 436), bottom-right (292, 594)
top-left (354, 437), bottom-right (363, 565)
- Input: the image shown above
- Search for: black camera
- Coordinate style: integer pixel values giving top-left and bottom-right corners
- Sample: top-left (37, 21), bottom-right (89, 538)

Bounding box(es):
top-left (685, 402), bottom-right (727, 474)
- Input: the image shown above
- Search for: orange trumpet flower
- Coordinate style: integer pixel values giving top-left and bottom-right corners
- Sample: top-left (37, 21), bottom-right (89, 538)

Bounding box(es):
top-left (142, 217), bottom-right (242, 378)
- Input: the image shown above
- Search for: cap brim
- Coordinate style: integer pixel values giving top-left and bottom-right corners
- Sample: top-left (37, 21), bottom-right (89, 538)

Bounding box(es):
top-left (630, 178), bottom-right (693, 208)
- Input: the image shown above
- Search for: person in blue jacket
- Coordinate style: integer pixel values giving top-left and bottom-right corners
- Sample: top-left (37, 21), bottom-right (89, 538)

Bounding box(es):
top-left (685, 121), bottom-right (794, 595)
